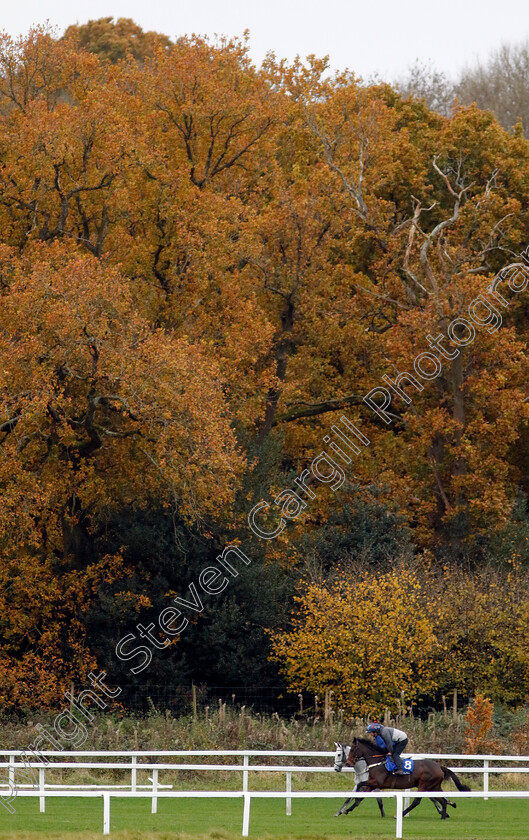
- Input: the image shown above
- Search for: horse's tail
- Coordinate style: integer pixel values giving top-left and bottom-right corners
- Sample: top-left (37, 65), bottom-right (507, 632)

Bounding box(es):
top-left (442, 766), bottom-right (471, 791)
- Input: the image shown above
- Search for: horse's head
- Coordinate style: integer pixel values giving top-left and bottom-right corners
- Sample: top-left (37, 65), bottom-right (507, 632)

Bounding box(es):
top-left (344, 737), bottom-right (361, 768)
top-left (333, 742), bottom-right (350, 772)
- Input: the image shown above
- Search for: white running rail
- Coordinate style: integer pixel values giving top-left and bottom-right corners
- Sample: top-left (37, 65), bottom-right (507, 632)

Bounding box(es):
top-left (1, 750), bottom-right (528, 836)
top-left (6, 787), bottom-right (529, 838)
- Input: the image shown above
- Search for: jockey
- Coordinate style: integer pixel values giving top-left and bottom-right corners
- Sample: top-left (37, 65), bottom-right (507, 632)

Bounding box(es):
top-left (366, 722), bottom-right (409, 775)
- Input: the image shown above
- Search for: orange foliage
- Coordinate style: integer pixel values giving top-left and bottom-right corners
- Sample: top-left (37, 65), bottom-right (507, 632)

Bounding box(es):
top-left (464, 695), bottom-right (502, 754)
top-left (0, 25), bottom-right (529, 705)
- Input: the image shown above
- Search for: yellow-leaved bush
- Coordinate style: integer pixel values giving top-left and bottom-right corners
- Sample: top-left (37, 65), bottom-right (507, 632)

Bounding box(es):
top-left (269, 562), bottom-right (529, 715)
top-left (268, 567), bottom-right (437, 715)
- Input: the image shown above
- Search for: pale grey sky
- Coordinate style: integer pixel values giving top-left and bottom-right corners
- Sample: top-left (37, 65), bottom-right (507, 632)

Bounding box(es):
top-left (2, 0), bottom-right (529, 82)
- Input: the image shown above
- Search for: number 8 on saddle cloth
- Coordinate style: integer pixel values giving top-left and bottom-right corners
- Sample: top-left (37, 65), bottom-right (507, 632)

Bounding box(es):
top-left (385, 756), bottom-right (414, 773)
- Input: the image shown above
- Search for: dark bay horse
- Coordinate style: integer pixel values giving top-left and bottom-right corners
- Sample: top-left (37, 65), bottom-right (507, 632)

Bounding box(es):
top-left (335, 738), bottom-right (470, 819)
top-left (333, 744), bottom-right (386, 817)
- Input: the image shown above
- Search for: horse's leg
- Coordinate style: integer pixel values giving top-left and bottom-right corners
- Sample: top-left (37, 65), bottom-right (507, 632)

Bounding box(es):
top-left (432, 793), bottom-right (455, 810)
top-left (334, 796), bottom-right (356, 817)
top-left (344, 793), bottom-right (385, 817)
top-left (343, 796), bottom-right (364, 815)
top-left (342, 782), bottom-right (380, 816)
top-left (333, 797), bottom-right (352, 817)
top-left (426, 778), bottom-right (449, 819)
top-left (430, 767), bottom-right (450, 818)
top-left (401, 796), bottom-right (422, 817)
top-left (434, 796), bottom-right (449, 819)
top-left (431, 797), bottom-right (451, 816)
top-left (356, 782), bottom-right (385, 817)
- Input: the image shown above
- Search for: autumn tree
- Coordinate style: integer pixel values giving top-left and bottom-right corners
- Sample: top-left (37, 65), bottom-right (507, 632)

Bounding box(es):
top-left (430, 562), bottom-right (529, 703)
top-left (263, 61), bottom-right (529, 553)
top-left (63, 17), bottom-right (172, 64)
top-left (0, 27), bottom-right (133, 258)
top-left (0, 242), bottom-right (243, 705)
top-left (270, 560), bottom-right (529, 713)
top-left (269, 566), bottom-right (437, 715)
top-left (1, 25), bottom-right (529, 708)
top-left (464, 695), bottom-right (502, 753)
top-left (3, 30), bottom-right (527, 559)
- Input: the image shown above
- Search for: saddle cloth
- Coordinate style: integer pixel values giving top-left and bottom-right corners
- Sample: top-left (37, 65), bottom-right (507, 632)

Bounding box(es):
top-left (385, 756), bottom-right (414, 774)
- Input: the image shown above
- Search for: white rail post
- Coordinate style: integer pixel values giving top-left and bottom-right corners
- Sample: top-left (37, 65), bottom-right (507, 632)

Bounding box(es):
top-left (395, 792), bottom-right (403, 838)
top-left (242, 755), bottom-right (249, 793)
top-left (103, 792), bottom-right (110, 835)
top-left (242, 792), bottom-right (251, 837)
top-left (131, 755), bottom-right (137, 793)
top-left (39, 766), bottom-right (46, 812)
top-left (8, 754), bottom-right (14, 789)
top-left (286, 771), bottom-right (292, 816)
top-left (151, 768), bottom-right (158, 814)
top-left (484, 758), bottom-right (489, 800)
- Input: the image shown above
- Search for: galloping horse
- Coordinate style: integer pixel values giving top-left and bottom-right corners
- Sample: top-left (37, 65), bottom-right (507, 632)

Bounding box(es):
top-left (333, 743), bottom-right (386, 818)
top-left (334, 738), bottom-right (470, 819)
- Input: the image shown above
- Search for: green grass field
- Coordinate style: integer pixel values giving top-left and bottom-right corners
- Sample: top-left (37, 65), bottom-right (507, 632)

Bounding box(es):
top-left (0, 795), bottom-right (528, 840)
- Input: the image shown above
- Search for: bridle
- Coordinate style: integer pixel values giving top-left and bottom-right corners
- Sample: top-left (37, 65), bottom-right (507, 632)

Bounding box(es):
top-left (333, 743), bottom-right (350, 772)
top-left (334, 741), bottom-right (387, 788)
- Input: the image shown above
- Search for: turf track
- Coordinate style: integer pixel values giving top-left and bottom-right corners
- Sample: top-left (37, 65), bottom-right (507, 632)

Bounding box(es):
top-left (1, 795), bottom-right (528, 838)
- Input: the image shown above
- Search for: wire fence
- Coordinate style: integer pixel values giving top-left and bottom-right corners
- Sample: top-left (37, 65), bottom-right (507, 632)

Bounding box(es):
top-left (114, 684), bottom-right (471, 719)
top-left (116, 684), bottom-right (307, 716)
